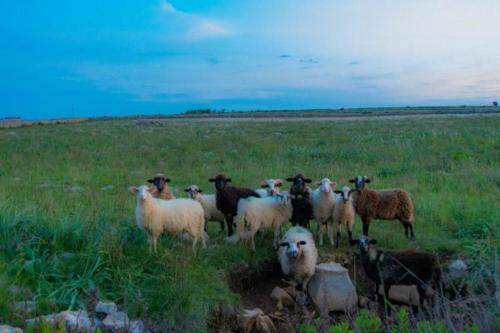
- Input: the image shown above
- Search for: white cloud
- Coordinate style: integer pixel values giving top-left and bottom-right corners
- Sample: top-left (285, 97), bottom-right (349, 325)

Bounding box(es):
top-left (159, 1), bottom-right (176, 13)
top-left (186, 20), bottom-right (231, 40)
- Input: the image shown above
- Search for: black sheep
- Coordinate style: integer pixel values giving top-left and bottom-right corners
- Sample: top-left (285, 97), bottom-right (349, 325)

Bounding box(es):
top-left (286, 173), bottom-right (313, 229)
top-left (209, 174), bottom-right (260, 236)
top-left (354, 235), bottom-right (442, 309)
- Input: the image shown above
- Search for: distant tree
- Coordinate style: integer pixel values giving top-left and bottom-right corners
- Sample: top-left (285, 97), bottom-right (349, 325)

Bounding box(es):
top-left (493, 101), bottom-right (498, 107)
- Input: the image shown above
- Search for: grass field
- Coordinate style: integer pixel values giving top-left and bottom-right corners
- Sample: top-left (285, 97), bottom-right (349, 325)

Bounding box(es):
top-left (0, 114), bottom-right (499, 331)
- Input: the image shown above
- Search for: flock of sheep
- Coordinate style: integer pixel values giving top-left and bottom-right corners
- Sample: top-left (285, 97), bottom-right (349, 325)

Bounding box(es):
top-left (130, 172), bottom-right (442, 309)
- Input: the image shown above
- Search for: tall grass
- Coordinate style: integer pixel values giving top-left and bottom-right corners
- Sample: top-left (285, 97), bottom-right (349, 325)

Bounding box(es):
top-left (0, 116), bottom-right (499, 331)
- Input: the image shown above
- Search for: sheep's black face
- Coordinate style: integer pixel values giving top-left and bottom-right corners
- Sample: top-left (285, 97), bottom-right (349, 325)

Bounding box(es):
top-left (357, 235), bottom-right (376, 253)
top-left (287, 175), bottom-right (311, 195)
top-left (209, 175), bottom-right (231, 191)
top-left (148, 176), bottom-right (170, 191)
top-left (349, 176), bottom-right (370, 189)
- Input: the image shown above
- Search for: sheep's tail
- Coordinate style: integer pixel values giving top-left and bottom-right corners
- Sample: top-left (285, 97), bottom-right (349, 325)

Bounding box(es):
top-left (399, 191), bottom-right (414, 223)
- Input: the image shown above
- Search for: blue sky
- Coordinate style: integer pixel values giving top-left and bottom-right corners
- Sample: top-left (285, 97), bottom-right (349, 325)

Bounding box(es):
top-left (1, 1), bottom-right (500, 119)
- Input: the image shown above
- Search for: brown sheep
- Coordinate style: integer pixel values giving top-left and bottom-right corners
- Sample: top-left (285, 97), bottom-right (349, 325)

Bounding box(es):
top-left (354, 235), bottom-right (442, 309)
top-left (148, 173), bottom-right (175, 200)
top-left (349, 176), bottom-right (414, 239)
top-left (286, 172), bottom-right (313, 229)
top-left (209, 174), bottom-right (260, 237)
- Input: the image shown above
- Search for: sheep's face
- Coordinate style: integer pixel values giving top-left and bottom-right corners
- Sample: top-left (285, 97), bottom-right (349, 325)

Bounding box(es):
top-left (287, 173), bottom-right (311, 194)
top-left (184, 185), bottom-right (201, 199)
top-left (334, 186), bottom-right (353, 203)
top-left (261, 179), bottom-right (283, 196)
top-left (130, 185), bottom-right (154, 201)
top-left (349, 176), bottom-right (370, 189)
top-left (209, 174), bottom-right (231, 191)
top-left (317, 178), bottom-right (335, 193)
top-left (356, 235), bottom-right (377, 253)
top-left (147, 174), bottom-right (171, 192)
top-left (280, 240), bottom-right (307, 258)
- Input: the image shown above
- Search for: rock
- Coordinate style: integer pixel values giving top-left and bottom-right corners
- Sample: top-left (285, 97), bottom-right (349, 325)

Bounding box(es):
top-left (240, 308), bottom-right (276, 333)
top-left (26, 311), bottom-right (91, 333)
top-left (308, 262), bottom-right (358, 312)
top-left (270, 287), bottom-right (294, 309)
top-left (448, 260), bottom-right (467, 280)
top-left (95, 301), bottom-right (118, 315)
top-left (14, 301), bottom-right (37, 314)
top-left (0, 325), bottom-right (23, 333)
top-left (129, 320), bottom-right (145, 333)
top-left (378, 285), bottom-right (420, 306)
top-left (91, 318), bottom-right (102, 332)
top-left (102, 311), bottom-right (129, 332)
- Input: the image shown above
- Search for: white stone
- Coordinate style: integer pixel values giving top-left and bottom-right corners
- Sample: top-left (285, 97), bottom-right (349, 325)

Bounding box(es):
top-left (102, 311), bottom-right (129, 332)
top-left (448, 259), bottom-right (467, 279)
top-left (378, 285), bottom-right (420, 306)
top-left (129, 320), bottom-right (145, 333)
top-left (0, 325), bottom-right (23, 333)
top-left (308, 262), bottom-right (358, 312)
top-left (95, 301), bottom-right (118, 315)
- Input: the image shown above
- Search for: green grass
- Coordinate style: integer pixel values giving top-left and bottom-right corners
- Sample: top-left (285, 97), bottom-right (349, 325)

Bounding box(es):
top-left (0, 115), bottom-right (499, 331)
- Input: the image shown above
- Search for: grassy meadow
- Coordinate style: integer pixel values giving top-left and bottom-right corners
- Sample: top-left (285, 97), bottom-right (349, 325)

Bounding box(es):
top-left (0, 115), bottom-right (499, 331)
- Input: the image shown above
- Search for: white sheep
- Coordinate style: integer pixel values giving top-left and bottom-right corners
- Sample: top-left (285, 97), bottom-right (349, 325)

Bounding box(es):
top-left (278, 226), bottom-right (318, 291)
top-left (332, 186), bottom-right (355, 247)
top-left (255, 178), bottom-right (283, 198)
top-left (130, 185), bottom-right (206, 253)
top-left (310, 178), bottom-right (336, 246)
top-left (184, 185), bottom-right (226, 233)
top-left (234, 193), bottom-right (293, 251)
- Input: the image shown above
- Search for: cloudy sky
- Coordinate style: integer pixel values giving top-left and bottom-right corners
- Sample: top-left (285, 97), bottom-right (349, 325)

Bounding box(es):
top-left (2, 0), bottom-right (500, 119)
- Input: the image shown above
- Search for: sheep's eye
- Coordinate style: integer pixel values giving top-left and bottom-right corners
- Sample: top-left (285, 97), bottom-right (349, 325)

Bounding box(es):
top-left (298, 240), bottom-right (306, 246)
top-left (280, 242), bottom-right (289, 247)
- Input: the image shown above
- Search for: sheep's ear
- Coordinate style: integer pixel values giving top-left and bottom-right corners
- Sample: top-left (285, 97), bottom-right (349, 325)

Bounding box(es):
top-left (286, 177), bottom-right (294, 182)
top-left (298, 240), bottom-right (307, 246)
top-left (369, 239), bottom-right (377, 245)
top-left (275, 179), bottom-right (283, 187)
top-left (279, 242), bottom-right (289, 247)
top-left (349, 179), bottom-right (355, 183)
top-left (198, 189), bottom-right (203, 193)
top-left (208, 178), bottom-right (215, 182)
top-left (226, 178), bottom-right (232, 182)
top-left (304, 178), bottom-right (312, 183)
top-left (261, 182), bottom-right (268, 188)
top-left (333, 190), bottom-right (342, 194)
top-left (129, 186), bottom-right (137, 193)
top-left (147, 179), bottom-right (154, 183)
top-left (164, 177), bottom-right (171, 183)
top-left (364, 177), bottom-right (371, 183)
top-left (184, 188), bottom-right (190, 192)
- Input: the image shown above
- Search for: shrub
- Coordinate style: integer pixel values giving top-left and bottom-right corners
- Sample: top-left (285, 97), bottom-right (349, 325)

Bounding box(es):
top-left (329, 322), bottom-right (353, 333)
top-left (353, 310), bottom-right (383, 333)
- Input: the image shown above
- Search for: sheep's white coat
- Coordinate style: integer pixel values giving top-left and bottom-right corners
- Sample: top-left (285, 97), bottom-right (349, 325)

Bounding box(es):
top-left (311, 178), bottom-right (336, 246)
top-left (185, 185), bottom-right (225, 231)
top-left (234, 194), bottom-right (293, 251)
top-left (332, 186), bottom-right (355, 246)
top-left (132, 185), bottom-right (206, 253)
top-left (278, 226), bottom-right (318, 290)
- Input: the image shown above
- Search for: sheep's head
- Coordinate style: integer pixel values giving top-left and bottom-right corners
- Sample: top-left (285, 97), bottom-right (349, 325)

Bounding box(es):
top-left (349, 175), bottom-right (370, 189)
top-left (209, 174), bottom-right (231, 191)
top-left (184, 185), bottom-right (201, 199)
top-left (317, 177), bottom-right (336, 193)
top-left (129, 185), bottom-right (155, 201)
top-left (147, 173), bottom-right (171, 192)
top-left (353, 235), bottom-right (377, 254)
top-left (260, 178), bottom-right (283, 196)
top-left (334, 186), bottom-right (354, 203)
top-left (286, 173), bottom-right (311, 195)
top-left (280, 239), bottom-right (307, 258)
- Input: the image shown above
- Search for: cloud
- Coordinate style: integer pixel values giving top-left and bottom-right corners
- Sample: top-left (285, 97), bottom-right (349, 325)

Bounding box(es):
top-left (278, 54), bottom-right (292, 58)
top-left (160, 1), bottom-right (176, 13)
top-left (185, 20), bottom-right (231, 40)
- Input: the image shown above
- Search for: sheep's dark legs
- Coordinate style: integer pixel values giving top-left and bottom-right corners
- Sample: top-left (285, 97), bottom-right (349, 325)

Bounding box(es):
top-left (226, 215), bottom-right (234, 236)
top-left (347, 230), bottom-right (353, 244)
top-left (403, 222), bottom-right (415, 240)
top-left (362, 217), bottom-right (370, 236)
top-left (336, 231), bottom-right (340, 248)
top-left (218, 220), bottom-right (225, 234)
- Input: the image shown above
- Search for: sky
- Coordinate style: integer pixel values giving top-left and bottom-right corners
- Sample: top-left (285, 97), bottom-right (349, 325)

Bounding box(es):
top-left (1, 0), bottom-right (500, 119)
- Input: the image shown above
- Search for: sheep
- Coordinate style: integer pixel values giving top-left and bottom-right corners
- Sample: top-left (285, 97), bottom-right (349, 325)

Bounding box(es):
top-left (209, 174), bottom-right (260, 237)
top-left (255, 178), bottom-right (283, 198)
top-left (349, 176), bottom-right (414, 239)
top-left (332, 186), bottom-right (355, 247)
top-left (310, 178), bottom-right (336, 246)
top-left (148, 173), bottom-right (175, 200)
top-left (184, 184), bottom-right (225, 233)
top-left (354, 235), bottom-right (442, 309)
top-left (286, 173), bottom-right (313, 229)
top-left (130, 185), bottom-right (206, 253)
top-left (234, 193), bottom-right (293, 251)
top-left (278, 226), bottom-right (318, 291)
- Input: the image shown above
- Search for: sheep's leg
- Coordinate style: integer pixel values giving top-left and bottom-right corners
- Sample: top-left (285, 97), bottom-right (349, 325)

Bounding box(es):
top-left (328, 222), bottom-right (335, 246)
top-left (226, 215), bottom-right (234, 236)
top-left (335, 222), bottom-right (341, 248)
top-left (362, 217), bottom-right (370, 236)
top-left (192, 238), bottom-right (198, 252)
top-left (347, 222), bottom-right (354, 245)
top-left (251, 235), bottom-right (256, 252)
top-left (318, 223), bottom-right (324, 246)
top-left (204, 219), bottom-right (208, 232)
top-left (201, 232), bottom-right (207, 249)
top-left (218, 220), bottom-right (225, 234)
top-left (151, 235), bottom-right (158, 254)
